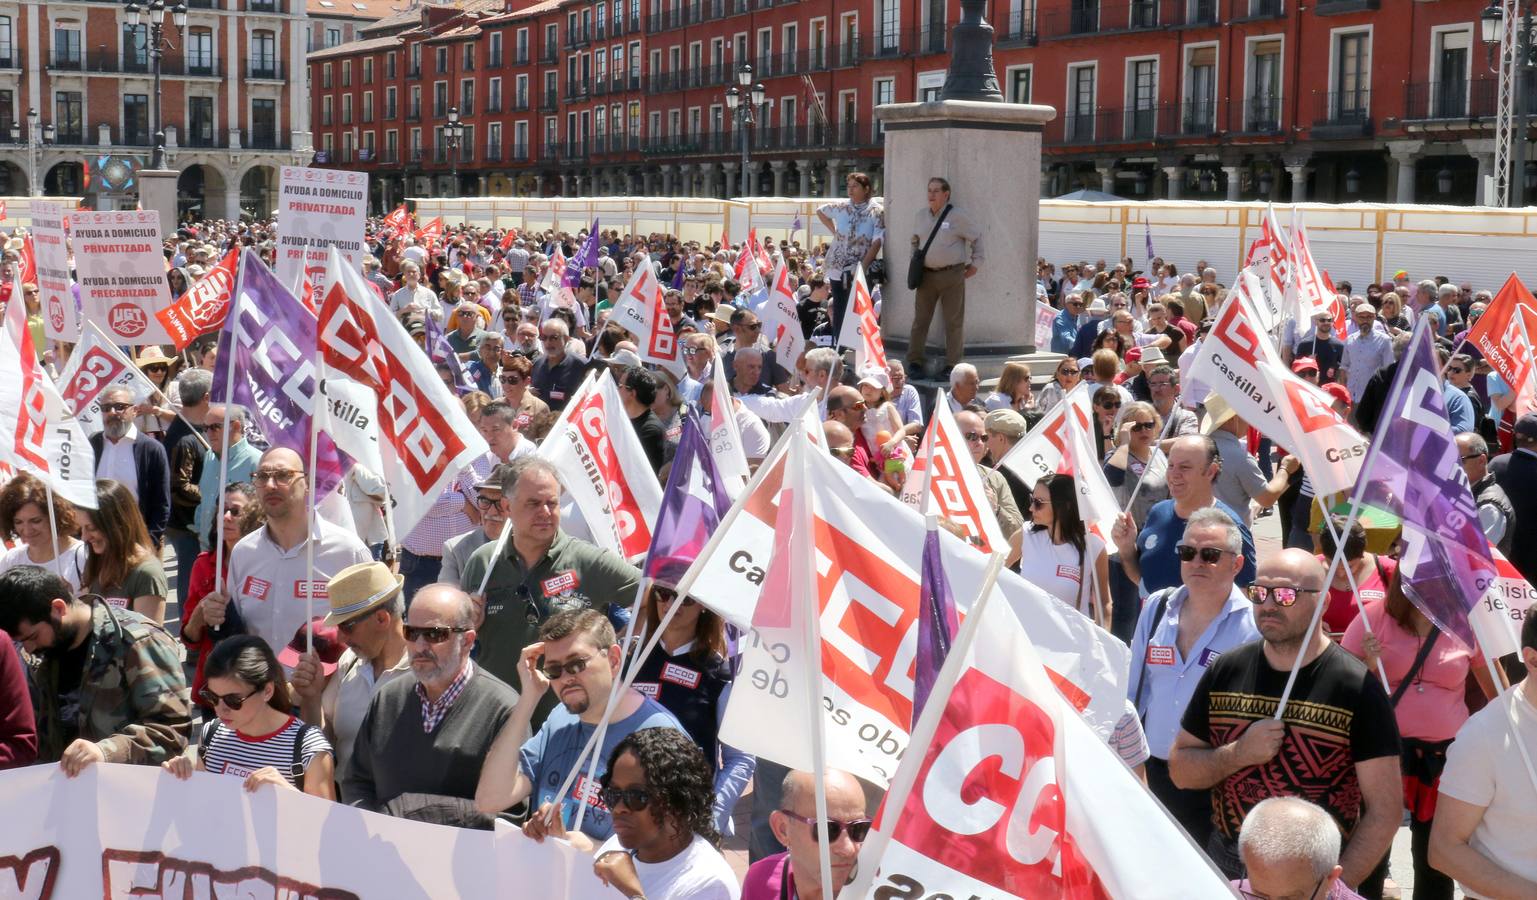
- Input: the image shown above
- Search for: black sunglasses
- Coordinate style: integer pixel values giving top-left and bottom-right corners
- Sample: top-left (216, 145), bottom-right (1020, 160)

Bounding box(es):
top-left (199, 686), bottom-right (262, 710)
top-left (1247, 584), bottom-right (1318, 607)
top-left (777, 810), bottom-right (874, 843)
top-left (599, 785), bottom-right (651, 811)
top-left (100, 402), bottom-right (133, 413)
top-left (1176, 544), bottom-right (1228, 565)
top-left (1131, 420), bottom-right (1158, 432)
top-left (540, 655), bottom-right (593, 681)
top-left (403, 625), bottom-right (470, 644)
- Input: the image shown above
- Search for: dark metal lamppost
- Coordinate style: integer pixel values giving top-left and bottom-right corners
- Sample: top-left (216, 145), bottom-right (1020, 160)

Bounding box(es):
top-left (125, 0), bottom-right (188, 169)
top-left (724, 64), bottom-right (765, 197)
top-left (445, 106), bottom-right (465, 197)
top-left (940, 0), bottom-right (1003, 101)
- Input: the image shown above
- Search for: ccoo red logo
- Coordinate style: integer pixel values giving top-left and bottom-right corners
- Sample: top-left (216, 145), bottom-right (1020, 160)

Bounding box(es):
top-left (109, 303), bottom-right (147, 338)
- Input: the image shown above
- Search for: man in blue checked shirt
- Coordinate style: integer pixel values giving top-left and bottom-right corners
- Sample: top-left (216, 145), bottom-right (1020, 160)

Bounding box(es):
top-left (1127, 507), bottom-right (1261, 851)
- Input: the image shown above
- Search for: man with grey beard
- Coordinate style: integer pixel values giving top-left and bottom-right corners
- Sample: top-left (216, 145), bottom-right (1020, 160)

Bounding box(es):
top-left (89, 385), bottom-right (171, 547)
top-left (344, 584), bottom-right (520, 824)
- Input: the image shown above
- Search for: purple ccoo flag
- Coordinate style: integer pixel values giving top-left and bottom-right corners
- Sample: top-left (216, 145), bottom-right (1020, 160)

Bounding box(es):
top-left (1357, 319), bottom-right (1496, 649)
top-left (1144, 219), bottom-right (1156, 268)
top-left (424, 311), bottom-right (474, 395)
top-left (211, 249), bottom-right (350, 496)
top-left (563, 218), bottom-right (601, 289)
top-left (671, 258), bottom-right (686, 291)
top-left (912, 522), bottom-right (960, 728)
top-left (643, 411), bottom-right (734, 588)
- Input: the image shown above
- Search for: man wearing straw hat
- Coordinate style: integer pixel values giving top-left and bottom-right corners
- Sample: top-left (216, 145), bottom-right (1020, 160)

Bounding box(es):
top-left (290, 561), bottom-right (411, 785)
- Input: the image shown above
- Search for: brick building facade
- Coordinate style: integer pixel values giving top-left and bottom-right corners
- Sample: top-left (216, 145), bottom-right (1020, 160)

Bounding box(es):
top-left (310, 0), bottom-right (1523, 212)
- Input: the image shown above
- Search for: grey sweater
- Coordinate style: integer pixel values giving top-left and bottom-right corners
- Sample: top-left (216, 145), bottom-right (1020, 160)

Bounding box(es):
top-left (343, 665), bottom-right (518, 812)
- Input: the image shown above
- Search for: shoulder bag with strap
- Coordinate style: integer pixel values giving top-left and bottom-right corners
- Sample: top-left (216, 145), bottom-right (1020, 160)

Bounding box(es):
top-left (1389, 629), bottom-right (1440, 708)
top-left (907, 204), bottom-right (952, 291)
top-left (1132, 587), bottom-right (1178, 722)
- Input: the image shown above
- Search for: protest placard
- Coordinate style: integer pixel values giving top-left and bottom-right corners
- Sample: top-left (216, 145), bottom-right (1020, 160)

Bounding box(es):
top-left (275, 165), bottom-right (368, 295)
top-left (67, 210), bottom-right (171, 345)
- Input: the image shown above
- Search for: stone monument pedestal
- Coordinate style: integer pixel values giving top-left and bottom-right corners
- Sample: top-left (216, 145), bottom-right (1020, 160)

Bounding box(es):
top-left (137, 168), bottom-right (180, 238)
top-left (874, 100), bottom-right (1056, 381)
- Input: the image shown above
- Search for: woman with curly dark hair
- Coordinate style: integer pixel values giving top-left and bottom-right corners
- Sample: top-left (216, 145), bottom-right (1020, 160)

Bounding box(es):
top-left (592, 727), bottom-right (740, 899)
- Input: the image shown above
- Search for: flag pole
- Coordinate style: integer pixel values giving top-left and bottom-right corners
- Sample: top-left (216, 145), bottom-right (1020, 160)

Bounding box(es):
top-left (791, 436), bottom-right (837, 900)
top-left (41, 476), bottom-right (64, 583)
top-left (1317, 498), bottom-right (1391, 692)
top-left (1276, 321), bottom-right (1432, 717)
top-left (303, 354), bottom-right (321, 653)
top-left (1122, 402), bottom-right (1178, 515)
top-left (211, 349), bottom-right (236, 600)
top-left (85, 320), bottom-right (211, 454)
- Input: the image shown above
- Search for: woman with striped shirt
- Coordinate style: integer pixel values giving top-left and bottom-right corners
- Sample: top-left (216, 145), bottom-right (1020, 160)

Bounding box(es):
top-left (162, 636), bottom-right (335, 799)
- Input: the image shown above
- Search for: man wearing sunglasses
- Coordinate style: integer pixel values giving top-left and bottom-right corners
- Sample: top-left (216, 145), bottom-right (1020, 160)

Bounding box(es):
top-left (346, 584), bottom-right (520, 822)
top-left (90, 385), bottom-right (171, 549)
top-left (1127, 508), bottom-right (1261, 852)
top-left (1170, 549), bottom-right (1401, 893)
top-left (475, 609), bottom-right (684, 843)
top-left (740, 767), bottom-right (871, 900)
top-left (0, 566), bottom-right (191, 775)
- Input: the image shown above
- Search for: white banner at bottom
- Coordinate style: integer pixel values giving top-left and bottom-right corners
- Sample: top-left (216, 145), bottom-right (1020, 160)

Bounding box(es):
top-left (0, 763), bottom-right (606, 898)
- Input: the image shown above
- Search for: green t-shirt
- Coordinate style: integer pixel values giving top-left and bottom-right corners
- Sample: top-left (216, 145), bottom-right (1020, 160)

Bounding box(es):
top-left (93, 558), bottom-right (169, 605)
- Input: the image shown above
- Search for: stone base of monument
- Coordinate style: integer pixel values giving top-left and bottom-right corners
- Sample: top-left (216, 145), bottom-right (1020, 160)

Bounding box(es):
top-left (874, 99), bottom-right (1056, 382)
top-left (137, 169), bottom-right (180, 238)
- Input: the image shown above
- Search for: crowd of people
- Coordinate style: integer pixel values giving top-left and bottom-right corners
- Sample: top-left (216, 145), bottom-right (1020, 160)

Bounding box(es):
top-left (0, 175), bottom-right (1534, 900)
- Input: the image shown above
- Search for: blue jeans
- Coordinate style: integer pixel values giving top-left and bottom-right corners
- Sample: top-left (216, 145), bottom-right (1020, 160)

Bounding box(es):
top-left (168, 529), bottom-right (203, 607)
top-left (398, 549), bottom-right (442, 609)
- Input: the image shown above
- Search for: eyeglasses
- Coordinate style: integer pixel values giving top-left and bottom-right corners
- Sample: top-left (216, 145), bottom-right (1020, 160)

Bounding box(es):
top-left (599, 786), bottom-right (651, 811)
top-left (475, 494), bottom-right (503, 509)
top-left (742, 322), bottom-right (761, 331)
top-left (1461, 451), bottom-right (1487, 461)
top-left (1098, 401), bottom-right (1122, 410)
top-left (1247, 584), bottom-right (1319, 607)
top-left (100, 402), bottom-right (133, 413)
top-left (500, 374), bottom-right (525, 384)
top-left (540, 654), bottom-right (593, 681)
top-left (1028, 497), bottom-right (1048, 509)
top-left (1176, 544), bottom-right (1230, 565)
top-left (198, 686), bottom-right (262, 710)
top-left (337, 614), bottom-right (369, 634)
top-left (253, 469), bottom-right (303, 486)
top-left (1131, 420), bottom-right (1158, 433)
top-left (1445, 367), bottom-right (1465, 375)
top-left (829, 446), bottom-right (855, 459)
top-left (1236, 874), bottom-right (1326, 900)
top-left (962, 431), bottom-right (986, 443)
top-left (776, 811), bottom-right (874, 844)
top-left (1058, 368), bottom-right (1081, 377)
top-left (403, 625), bottom-right (471, 644)
top-left (205, 421), bottom-right (225, 433)
top-left (143, 364), bottom-right (169, 374)
top-left (653, 587), bottom-right (697, 606)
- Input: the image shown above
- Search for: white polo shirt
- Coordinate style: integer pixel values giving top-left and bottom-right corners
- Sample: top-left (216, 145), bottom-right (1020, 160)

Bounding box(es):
top-left (227, 519), bottom-right (372, 655)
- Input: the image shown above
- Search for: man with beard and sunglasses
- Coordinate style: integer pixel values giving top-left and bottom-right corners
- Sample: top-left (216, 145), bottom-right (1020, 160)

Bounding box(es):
top-left (0, 565), bottom-right (190, 774)
top-left (1170, 549), bottom-right (1401, 897)
top-left (344, 584), bottom-right (519, 824)
top-left (475, 608), bottom-right (685, 844)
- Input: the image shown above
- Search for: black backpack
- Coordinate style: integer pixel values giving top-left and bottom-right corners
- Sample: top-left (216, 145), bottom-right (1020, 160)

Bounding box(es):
top-left (198, 719), bottom-right (319, 792)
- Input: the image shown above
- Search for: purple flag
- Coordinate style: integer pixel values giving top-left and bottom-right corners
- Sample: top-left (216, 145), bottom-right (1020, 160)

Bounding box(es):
top-left (211, 250), bottom-right (349, 496)
top-left (1357, 319), bottom-right (1496, 649)
top-left (643, 412), bottom-right (733, 587)
top-left (1144, 219), bottom-right (1155, 268)
top-left (563, 218), bottom-right (601, 290)
top-left (791, 215), bottom-right (803, 231)
top-left (912, 523), bottom-right (959, 727)
top-left (671, 258), bottom-right (686, 291)
top-left (424, 311), bottom-right (474, 395)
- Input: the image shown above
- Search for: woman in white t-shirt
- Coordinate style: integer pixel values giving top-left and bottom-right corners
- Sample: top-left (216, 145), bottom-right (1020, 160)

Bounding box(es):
top-left (0, 472), bottom-right (88, 591)
top-left (1006, 473), bottom-right (1112, 629)
top-left (163, 635), bottom-right (336, 800)
top-left (590, 727), bottom-right (740, 900)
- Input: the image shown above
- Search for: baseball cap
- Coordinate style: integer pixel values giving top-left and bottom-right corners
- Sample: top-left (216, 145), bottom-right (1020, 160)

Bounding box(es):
top-left (1321, 382), bottom-right (1352, 408)
top-left (1515, 412), bottom-right (1537, 440)
top-left (607, 348), bottom-right (644, 369)
top-left (1291, 356), bottom-right (1319, 374)
top-left (984, 408), bottom-right (1028, 439)
top-left (1125, 347), bottom-right (1143, 363)
top-left (278, 617), bottom-right (345, 675)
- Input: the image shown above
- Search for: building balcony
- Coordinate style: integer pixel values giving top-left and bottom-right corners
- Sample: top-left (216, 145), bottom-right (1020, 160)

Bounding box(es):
top-left (1233, 0), bottom-right (1284, 20)
top-left (1314, 0), bottom-right (1377, 14)
top-left (48, 51), bottom-right (85, 71)
top-left (565, 79), bottom-right (590, 101)
top-left (539, 47), bottom-right (558, 64)
top-left (249, 63), bottom-right (281, 80)
top-left (1312, 90), bottom-right (1372, 137)
top-left (245, 0), bottom-right (283, 13)
top-left (997, 9), bottom-right (1038, 46)
top-left (381, 148), bottom-right (400, 164)
top-left (513, 95), bottom-right (530, 111)
top-left (1402, 79), bottom-right (1506, 122)
top-left (512, 142), bottom-right (529, 162)
top-left (486, 145), bottom-right (502, 162)
top-left (1044, 101), bottom-right (1241, 146)
top-left (1239, 96), bottom-right (1285, 134)
top-left (540, 90), bottom-right (559, 111)
top-left (565, 27), bottom-right (591, 50)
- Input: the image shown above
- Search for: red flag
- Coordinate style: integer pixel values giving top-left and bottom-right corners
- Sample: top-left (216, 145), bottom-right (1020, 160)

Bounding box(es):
top-left (1468, 273), bottom-right (1537, 418)
top-left (16, 235), bottom-right (35, 286)
top-left (154, 249), bottom-right (240, 350)
top-left (415, 216), bottom-right (444, 250)
top-left (382, 204), bottom-right (413, 232)
top-left (0, 200), bottom-right (8, 222)
top-left (499, 228), bottom-right (518, 251)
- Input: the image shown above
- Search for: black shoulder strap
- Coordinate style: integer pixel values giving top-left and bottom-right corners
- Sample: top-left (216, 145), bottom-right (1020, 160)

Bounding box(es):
top-left (1389, 630), bottom-right (1440, 707)
top-left (920, 205), bottom-right (952, 255)
top-left (198, 719), bottom-right (218, 760)
top-left (291, 722), bottom-right (318, 791)
top-left (1133, 589), bottom-right (1175, 718)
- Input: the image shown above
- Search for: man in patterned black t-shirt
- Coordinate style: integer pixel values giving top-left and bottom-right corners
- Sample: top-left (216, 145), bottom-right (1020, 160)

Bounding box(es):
top-left (1169, 548), bottom-right (1401, 898)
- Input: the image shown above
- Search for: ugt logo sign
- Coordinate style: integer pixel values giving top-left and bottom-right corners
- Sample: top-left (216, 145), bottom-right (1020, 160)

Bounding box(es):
top-left (886, 667), bottom-right (1107, 899)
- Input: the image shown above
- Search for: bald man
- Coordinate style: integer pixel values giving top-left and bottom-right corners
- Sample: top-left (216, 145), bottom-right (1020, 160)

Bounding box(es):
top-left (825, 386), bottom-right (878, 479)
top-left (955, 409), bottom-right (1023, 541)
top-left (1170, 549), bottom-right (1401, 890)
top-left (741, 768), bottom-right (870, 900)
top-left (201, 447), bottom-right (372, 655)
